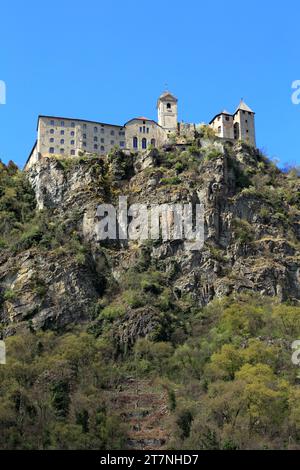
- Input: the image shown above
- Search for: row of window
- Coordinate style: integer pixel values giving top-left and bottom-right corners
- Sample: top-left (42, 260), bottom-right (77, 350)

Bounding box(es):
top-left (133, 137), bottom-right (155, 149)
top-left (49, 146), bottom-right (106, 155)
top-left (48, 120), bottom-right (125, 135)
top-left (48, 140), bottom-right (126, 154)
top-left (139, 126), bottom-right (150, 134)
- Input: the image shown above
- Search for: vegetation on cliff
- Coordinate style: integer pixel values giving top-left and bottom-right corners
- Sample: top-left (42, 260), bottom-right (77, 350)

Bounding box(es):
top-left (0, 138), bottom-right (300, 450)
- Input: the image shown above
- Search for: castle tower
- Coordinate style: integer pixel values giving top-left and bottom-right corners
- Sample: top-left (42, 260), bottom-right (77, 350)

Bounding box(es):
top-left (233, 100), bottom-right (256, 147)
top-left (157, 91), bottom-right (178, 133)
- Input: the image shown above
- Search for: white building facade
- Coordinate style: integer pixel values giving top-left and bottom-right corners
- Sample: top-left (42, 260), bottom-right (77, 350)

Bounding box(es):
top-left (25, 93), bottom-right (256, 170)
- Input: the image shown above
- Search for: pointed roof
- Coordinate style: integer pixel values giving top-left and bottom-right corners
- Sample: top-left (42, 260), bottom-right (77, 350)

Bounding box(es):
top-left (235, 99), bottom-right (254, 114)
top-left (157, 91), bottom-right (178, 107)
top-left (209, 109), bottom-right (233, 124)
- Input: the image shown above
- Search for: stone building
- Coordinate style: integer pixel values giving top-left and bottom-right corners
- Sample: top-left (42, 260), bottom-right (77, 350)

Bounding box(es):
top-left (124, 117), bottom-right (167, 151)
top-left (25, 92), bottom-right (256, 170)
top-left (157, 91), bottom-right (178, 133)
top-left (210, 100), bottom-right (256, 147)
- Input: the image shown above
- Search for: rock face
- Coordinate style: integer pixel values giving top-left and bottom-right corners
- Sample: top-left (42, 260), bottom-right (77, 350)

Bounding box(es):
top-left (1, 142), bottom-right (300, 336)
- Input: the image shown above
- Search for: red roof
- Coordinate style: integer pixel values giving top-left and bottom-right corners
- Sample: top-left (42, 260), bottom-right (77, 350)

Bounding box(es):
top-left (136, 116), bottom-right (151, 121)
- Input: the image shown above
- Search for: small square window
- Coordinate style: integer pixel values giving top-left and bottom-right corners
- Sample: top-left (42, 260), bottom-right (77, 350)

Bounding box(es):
top-left (60, 139), bottom-right (64, 144)
top-left (101, 146), bottom-right (105, 151)
top-left (83, 142), bottom-right (87, 147)
top-left (61, 130), bottom-right (64, 135)
top-left (50, 120), bottom-right (55, 126)
top-left (49, 147), bottom-right (54, 154)
top-left (94, 144), bottom-right (98, 149)
top-left (50, 129), bottom-right (54, 134)
top-left (120, 141), bottom-right (125, 147)
top-left (71, 140), bottom-right (75, 145)
top-left (61, 121), bottom-right (65, 126)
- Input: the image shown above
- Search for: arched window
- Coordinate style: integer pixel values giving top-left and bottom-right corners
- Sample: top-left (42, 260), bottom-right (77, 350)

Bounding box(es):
top-left (167, 103), bottom-right (171, 109)
top-left (142, 138), bottom-right (147, 149)
top-left (49, 147), bottom-right (54, 154)
top-left (151, 138), bottom-right (156, 147)
top-left (133, 136), bottom-right (138, 149)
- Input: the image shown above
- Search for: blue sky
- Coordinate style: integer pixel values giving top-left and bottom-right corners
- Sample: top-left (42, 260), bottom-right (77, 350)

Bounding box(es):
top-left (0, 0), bottom-right (299, 168)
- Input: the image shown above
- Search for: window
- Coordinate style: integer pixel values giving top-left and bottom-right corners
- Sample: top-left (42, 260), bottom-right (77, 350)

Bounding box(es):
top-left (111, 140), bottom-right (114, 145)
top-left (60, 130), bottom-right (64, 135)
top-left (49, 147), bottom-right (54, 154)
top-left (61, 121), bottom-right (65, 126)
top-left (225, 116), bottom-right (230, 121)
top-left (167, 103), bottom-right (171, 109)
top-left (111, 130), bottom-right (115, 135)
top-left (242, 111), bottom-right (245, 114)
top-left (50, 120), bottom-right (54, 126)
top-left (120, 141), bottom-right (125, 147)
top-left (71, 150), bottom-right (75, 155)
top-left (83, 142), bottom-right (87, 147)
top-left (83, 134), bottom-right (87, 139)
top-left (139, 127), bottom-right (142, 132)
top-left (142, 138), bottom-right (147, 149)
top-left (94, 144), bottom-right (98, 149)
top-left (146, 128), bottom-right (149, 133)
top-left (83, 123), bottom-right (87, 129)
top-left (218, 126), bottom-right (221, 134)
top-left (133, 137), bottom-right (138, 149)
top-left (119, 131), bottom-right (125, 136)
top-left (101, 138), bottom-right (104, 143)
top-left (101, 146), bottom-right (105, 151)
top-left (71, 131), bottom-right (75, 136)
top-left (245, 119), bottom-right (248, 123)
top-left (94, 126), bottom-right (98, 133)
top-left (50, 129), bottom-right (54, 134)
top-left (101, 128), bottom-right (104, 133)
top-left (60, 148), bottom-right (64, 154)
top-left (71, 122), bottom-right (75, 127)
top-left (60, 139), bottom-right (64, 144)
top-left (94, 136), bottom-right (98, 142)
top-left (71, 140), bottom-right (75, 145)
top-left (151, 138), bottom-right (156, 147)
top-left (50, 138), bottom-right (54, 143)
top-left (143, 126), bottom-right (146, 133)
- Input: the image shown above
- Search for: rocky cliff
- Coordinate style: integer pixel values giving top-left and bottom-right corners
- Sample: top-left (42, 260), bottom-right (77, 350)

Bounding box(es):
top-left (1, 138), bottom-right (300, 338)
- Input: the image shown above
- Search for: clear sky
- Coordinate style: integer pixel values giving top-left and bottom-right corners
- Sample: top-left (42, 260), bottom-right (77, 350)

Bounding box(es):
top-left (0, 0), bottom-right (299, 168)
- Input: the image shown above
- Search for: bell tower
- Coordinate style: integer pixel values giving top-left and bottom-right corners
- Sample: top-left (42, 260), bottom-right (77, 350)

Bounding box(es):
top-left (157, 91), bottom-right (178, 133)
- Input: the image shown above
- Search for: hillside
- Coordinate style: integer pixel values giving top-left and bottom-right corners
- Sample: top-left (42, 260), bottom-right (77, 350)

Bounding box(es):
top-left (0, 135), bottom-right (300, 449)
